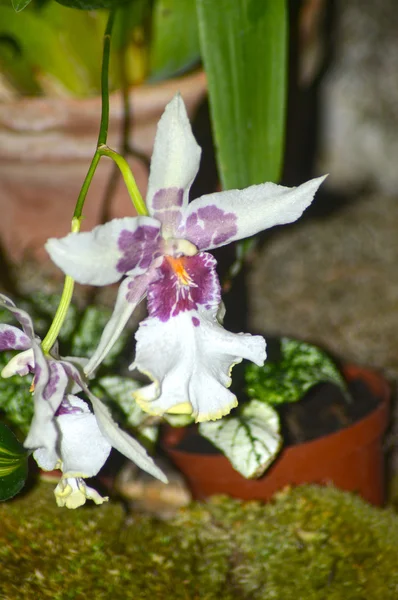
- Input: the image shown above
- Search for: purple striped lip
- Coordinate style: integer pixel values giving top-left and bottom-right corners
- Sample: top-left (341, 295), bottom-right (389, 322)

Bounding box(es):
top-left (147, 252), bottom-right (221, 322)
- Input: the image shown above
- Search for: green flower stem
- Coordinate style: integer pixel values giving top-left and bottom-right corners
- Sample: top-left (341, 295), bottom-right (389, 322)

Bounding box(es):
top-left (73, 10), bottom-right (115, 222)
top-left (98, 144), bottom-right (148, 216)
top-left (41, 10), bottom-right (117, 354)
top-left (41, 276), bottom-right (74, 355)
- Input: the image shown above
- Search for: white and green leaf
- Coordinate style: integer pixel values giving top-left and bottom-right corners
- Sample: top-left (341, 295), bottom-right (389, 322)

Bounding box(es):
top-left (245, 337), bottom-right (351, 406)
top-left (199, 400), bottom-right (281, 479)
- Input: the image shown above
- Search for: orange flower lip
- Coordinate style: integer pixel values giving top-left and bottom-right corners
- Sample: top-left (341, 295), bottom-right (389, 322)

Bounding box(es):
top-left (166, 256), bottom-right (193, 286)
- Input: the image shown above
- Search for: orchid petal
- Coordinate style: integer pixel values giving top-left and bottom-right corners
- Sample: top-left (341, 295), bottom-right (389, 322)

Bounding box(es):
top-left (33, 427), bottom-right (59, 472)
top-left (146, 95), bottom-right (201, 235)
top-left (56, 395), bottom-right (111, 477)
top-left (131, 251), bottom-right (266, 421)
top-left (178, 175), bottom-right (327, 251)
top-left (132, 310), bottom-right (266, 423)
top-left (147, 252), bottom-right (221, 322)
top-left (1, 348), bottom-right (35, 378)
top-left (46, 217), bottom-right (161, 285)
top-left (84, 269), bottom-right (157, 378)
top-left (0, 324), bottom-right (31, 352)
top-left (0, 294), bottom-right (35, 339)
top-left (56, 360), bottom-right (167, 483)
top-left (84, 388), bottom-right (168, 484)
top-left (24, 350), bottom-right (68, 453)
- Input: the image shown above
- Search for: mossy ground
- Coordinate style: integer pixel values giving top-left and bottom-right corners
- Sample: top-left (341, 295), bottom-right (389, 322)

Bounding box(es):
top-left (1, 482), bottom-right (398, 599)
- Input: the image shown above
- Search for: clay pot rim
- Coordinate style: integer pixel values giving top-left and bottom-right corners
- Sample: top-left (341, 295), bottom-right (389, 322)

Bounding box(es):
top-left (162, 364), bottom-right (390, 460)
top-left (0, 70), bottom-right (206, 133)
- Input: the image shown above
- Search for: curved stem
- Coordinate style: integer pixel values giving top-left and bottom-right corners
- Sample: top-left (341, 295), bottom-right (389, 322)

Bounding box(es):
top-left (97, 10), bottom-right (115, 147)
top-left (99, 145), bottom-right (148, 216)
top-left (42, 10), bottom-right (116, 354)
top-left (72, 152), bottom-right (101, 222)
top-left (41, 276), bottom-right (75, 354)
top-left (73, 10), bottom-right (116, 222)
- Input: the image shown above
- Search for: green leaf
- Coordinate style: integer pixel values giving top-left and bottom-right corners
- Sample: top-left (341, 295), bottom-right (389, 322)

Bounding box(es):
top-left (11, 0), bottom-right (32, 12)
top-left (0, 422), bottom-right (29, 501)
top-left (196, 0), bottom-right (287, 189)
top-left (96, 376), bottom-right (158, 443)
top-left (0, 30), bottom-right (42, 95)
top-left (113, 0), bottom-right (150, 50)
top-left (0, 6), bottom-right (96, 96)
top-left (199, 400), bottom-right (281, 478)
top-left (245, 338), bottom-right (350, 406)
top-left (40, 1), bottom-right (106, 92)
top-left (149, 0), bottom-right (200, 81)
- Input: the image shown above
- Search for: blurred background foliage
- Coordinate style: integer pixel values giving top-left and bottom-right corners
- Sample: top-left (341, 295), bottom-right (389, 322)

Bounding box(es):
top-left (0, 0), bottom-right (287, 189)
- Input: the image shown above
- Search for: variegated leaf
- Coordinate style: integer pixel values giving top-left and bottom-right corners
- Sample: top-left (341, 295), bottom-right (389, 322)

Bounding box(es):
top-left (199, 400), bottom-right (281, 479)
top-left (246, 337), bottom-right (351, 405)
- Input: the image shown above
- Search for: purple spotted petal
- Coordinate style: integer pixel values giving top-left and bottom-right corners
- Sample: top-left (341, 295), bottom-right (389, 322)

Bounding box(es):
top-left (24, 342), bottom-right (52, 453)
top-left (178, 204), bottom-right (238, 251)
top-left (146, 95), bottom-right (201, 219)
top-left (46, 217), bottom-right (161, 286)
top-left (151, 188), bottom-right (184, 238)
top-left (0, 294), bottom-right (35, 340)
top-left (42, 360), bottom-right (68, 408)
top-left (178, 176), bottom-right (327, 251)
top-left (147, 252), bottom-right (221, 322)
top-left (0, 324), bottom-right (31, 351)
top-left (116, 224), bottom-right (161, 274)
top-left (152, 187), bottom-right (184, 210)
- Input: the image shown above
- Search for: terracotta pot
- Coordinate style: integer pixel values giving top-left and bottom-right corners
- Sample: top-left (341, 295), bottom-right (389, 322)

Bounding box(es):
top-left (0, 71), bottom-right (206, 263)
top-left (161, 365), bottom-right (390, 506)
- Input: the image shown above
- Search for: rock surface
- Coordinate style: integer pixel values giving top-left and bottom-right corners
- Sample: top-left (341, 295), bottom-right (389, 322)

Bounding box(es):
top-left (248, 191), bottom-right (398, 378)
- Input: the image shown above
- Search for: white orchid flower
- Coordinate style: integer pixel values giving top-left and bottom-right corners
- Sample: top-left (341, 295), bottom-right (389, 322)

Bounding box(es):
top-left (0, 294), bottom-right (167, 507)
top-left (46, 95), bottom-right (326, 423)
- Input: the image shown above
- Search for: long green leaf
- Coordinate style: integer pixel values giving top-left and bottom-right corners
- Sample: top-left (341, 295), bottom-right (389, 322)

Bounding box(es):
top-left (196, 0), bottom-right (287, 188)
top-left (149, 0), bottom-right (200, 81)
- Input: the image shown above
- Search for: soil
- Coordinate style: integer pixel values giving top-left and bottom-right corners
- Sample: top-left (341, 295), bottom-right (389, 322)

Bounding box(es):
top-left (174, 376), bottom-right (380, 455)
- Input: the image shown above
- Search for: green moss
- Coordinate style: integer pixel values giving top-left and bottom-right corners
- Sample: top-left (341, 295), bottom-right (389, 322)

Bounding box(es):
top-left (1, 483), bottom-right (398, 599)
